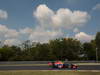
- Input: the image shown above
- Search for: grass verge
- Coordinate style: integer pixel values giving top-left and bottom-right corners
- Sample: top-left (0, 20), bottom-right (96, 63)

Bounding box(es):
top-left (76, 63), bottom-right (100, 65)
top-left (0, 64), bottom-right (48, 66)
top-left (0, 70), bottom-right (100, 75)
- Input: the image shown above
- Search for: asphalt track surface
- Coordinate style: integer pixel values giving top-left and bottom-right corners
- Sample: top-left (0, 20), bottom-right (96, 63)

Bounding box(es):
top-left (0, 65), bottom-right (100, 70)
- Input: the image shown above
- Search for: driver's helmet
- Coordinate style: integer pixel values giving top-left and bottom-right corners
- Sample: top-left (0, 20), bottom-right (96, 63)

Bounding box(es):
top-left (54, 61), bottom-right (64, 65)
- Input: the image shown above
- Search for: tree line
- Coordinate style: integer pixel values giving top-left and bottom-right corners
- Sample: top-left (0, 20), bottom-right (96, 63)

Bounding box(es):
top-left (0, 32), bottom-right (100, 61)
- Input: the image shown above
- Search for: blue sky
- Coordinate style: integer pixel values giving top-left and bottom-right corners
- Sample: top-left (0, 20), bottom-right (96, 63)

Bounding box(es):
top-left (0, 0), bottom-right (100, 45)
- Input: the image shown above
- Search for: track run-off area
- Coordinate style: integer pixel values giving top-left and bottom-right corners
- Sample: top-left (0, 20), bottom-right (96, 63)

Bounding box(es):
top-left (0, 65), bottom-right (100, 70)
top-left (0, 61), bottom-right (100, 70)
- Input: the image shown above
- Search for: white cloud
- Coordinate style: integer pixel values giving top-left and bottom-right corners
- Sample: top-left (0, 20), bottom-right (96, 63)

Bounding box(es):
top-left (20, 27), bottom-right (33, 34)
top-left (4, 39), bottom-right (21, 46)
top-left (29, 27), bottom-right (64, 43)
top-left (92, 4), bottom-right (100, 10)
top-left (73, 28), bottom-right (79, 33)
top-left (0, 9), bottom-right (8, 19)
top-left (31, 4), bottom-right (91, 43)
top-left (5, 29), bottom-right (19, 38)
top-left (0, 24), bottom-right (8, 33)
top-left (0, 24), bottom-right (63, 44)
top-left (0, 24), bottom-right (19, 38)
top-left (34, 4), bottom-right (90, 30)
top-left (0, 4), bottom-right (92, 45)
top-left (34, 4), bottom-right (54, 28)
top-left (75, 32), bottom-right (94, 42)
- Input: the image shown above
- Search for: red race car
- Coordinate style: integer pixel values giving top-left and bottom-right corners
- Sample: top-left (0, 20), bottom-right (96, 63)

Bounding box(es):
top-left (48, 61), bottom-right (78, 69)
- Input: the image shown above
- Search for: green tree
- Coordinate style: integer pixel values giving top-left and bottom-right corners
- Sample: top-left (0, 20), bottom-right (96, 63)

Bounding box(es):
top-left (95, 32), bottom-right (100, 60)
top-left (49, 38), bottom-right (82, 60)
top-left (83, 42), bottom-right (96, 60)
top-left (0, 45), bottom-right (14, 61)
top-left (9, 46), bottom-right (22, 61)
top-left (20, 40), bottom-right (33, 61)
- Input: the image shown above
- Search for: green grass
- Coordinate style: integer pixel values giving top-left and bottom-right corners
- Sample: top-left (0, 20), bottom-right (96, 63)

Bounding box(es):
top-left (76, 63), bottom-right (100, 65)
top-left (0, 64), bottom-right (48, 66)
top-left (0, 70), bottom-right (100, 75)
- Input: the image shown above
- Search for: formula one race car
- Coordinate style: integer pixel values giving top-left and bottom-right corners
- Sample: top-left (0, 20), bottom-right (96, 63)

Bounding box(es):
top-left (48, 61), bottom-right (78, 69)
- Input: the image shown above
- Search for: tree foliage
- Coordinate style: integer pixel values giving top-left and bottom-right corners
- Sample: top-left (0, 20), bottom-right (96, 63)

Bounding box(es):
top-left (95, 32), bottom-right (100, 59)
top-left (0, 32), bottom-right (99, 61)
